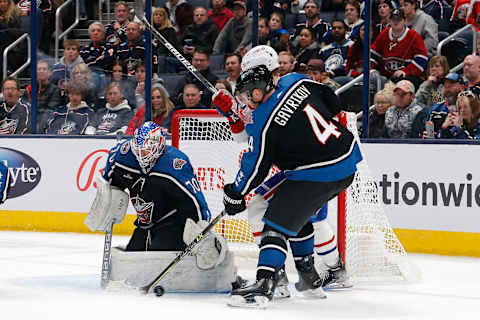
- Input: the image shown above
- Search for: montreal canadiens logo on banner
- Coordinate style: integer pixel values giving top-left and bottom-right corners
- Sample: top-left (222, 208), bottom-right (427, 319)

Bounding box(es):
top-left (77, 149), bottom-right (109, 191)
top-left (0, 147), bottom-right (41, 198)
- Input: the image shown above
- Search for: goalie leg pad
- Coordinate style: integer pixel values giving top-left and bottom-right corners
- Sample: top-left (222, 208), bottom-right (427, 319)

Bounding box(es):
top-left (109, 247), bottom-right (237, 292)
top-left (313, 219), bottom-right (340, 268)
top-left (85, 176), bottom-right (129, 232)
top-left (183, 218), bottom-right (228, 270)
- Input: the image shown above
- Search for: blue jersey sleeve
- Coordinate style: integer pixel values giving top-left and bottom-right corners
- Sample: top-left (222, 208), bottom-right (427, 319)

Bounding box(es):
top-left (0, 162), bottom-right (9, 204)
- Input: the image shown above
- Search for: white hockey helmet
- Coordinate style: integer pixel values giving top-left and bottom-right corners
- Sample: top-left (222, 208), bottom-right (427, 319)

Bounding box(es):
top-left (241, 45), bottom-right (280, 73)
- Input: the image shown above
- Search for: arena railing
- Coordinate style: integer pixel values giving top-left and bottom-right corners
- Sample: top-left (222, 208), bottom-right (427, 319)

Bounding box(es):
top-left (3, 33), bottom-right (31, 79)
top-left (437, 24), bottom-right (477, 73)
top-left (55, 0), bottom-right (80, 62)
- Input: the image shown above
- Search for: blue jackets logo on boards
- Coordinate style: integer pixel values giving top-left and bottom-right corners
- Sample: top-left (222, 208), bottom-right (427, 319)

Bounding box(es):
top-left (0, 147), bottom-right (41, 198)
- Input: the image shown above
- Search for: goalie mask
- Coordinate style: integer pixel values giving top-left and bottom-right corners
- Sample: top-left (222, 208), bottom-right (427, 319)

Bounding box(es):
top-left (131, 121), bottom-right (166, 173)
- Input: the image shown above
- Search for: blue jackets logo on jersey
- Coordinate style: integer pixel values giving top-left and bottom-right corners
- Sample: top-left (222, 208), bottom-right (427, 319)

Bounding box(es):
top-left (131, 195), bottom-right (154, 224)
top-left (0, 148), bottom-right (41, 198)
top-left (120, 141), bottom-right (130, 154)
top-left (173, 158), bottom-right (187, 170)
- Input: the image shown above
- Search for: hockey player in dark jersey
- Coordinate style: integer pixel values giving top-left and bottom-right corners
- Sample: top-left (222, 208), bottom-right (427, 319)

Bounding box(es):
top-left (0, 161), bottom-right (10, 204)
top-left (85, 122), bottom-right (237, 291)
top-left (213, 45), bottom-right (362, 307)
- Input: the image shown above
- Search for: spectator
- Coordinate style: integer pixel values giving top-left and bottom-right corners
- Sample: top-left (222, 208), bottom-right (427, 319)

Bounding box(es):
top-left (374, 0), bottom-right (394, 40)
top-left (399, 0), bottom-right (438, 57)
top-left (344, 0), bottom-right (364, 40)
top-left (110, 60), bottom-right (136, 110)
top-left (22, 60), bottom-right (63, 119)
top-left (291, 27), bottom-right (319, 72)
top-left (212, 0), bottom-right (252, 55)
top-left (127, 86), bottom-right (174, 134)
top-left (80, 22), bottom-right (115, 89)
top-left (242, 17), bottom-right (271, 53)
top-left (371, 9), bottom-right (428, 86)
top-left (368, 86), bottom-right (395, 138)
top-left (268, 11), bottom-right (289, 47)
top-left (318, 20), bottom-right (354, 84)
top-left (182, 6), bottom-right (219, 56)
top-left (292, 0), bottom-right (330, 46)
top-left (165, 0), bottom-right (186, 31)
top-left (412, 72), bottom-right (464, 138)
top-left (105, 1), bottom-right (131, 47)
top-left (466, 1), bottom-right (480, 31)
top-left (215, 78), bottom-right (233, 94)
top-left (439, 90), bottom-right (480, 139)
top-left (165, 84), bottom-right (208, 130)
top-left (306, 58), bottom-right (340, 91)
top-left (345, 24), bottom-right (365, 78)
top-left (421, 0), bottom-right (452, 25)
top-left (86, 82), bottom-right (133, 135)
top-left (152, 6), bottom-right (178, 57)
top-left (463, 55), bottom-right (480, 96)
top-left (278, 51), bottom-right (295, 77)
top-left (50, 40), bottom-right (84, 93)
top-left (225, 53), bottom-right (242, 93)
top-left (384, 79), bottom-right (423, 138)
top-left (0, 77), bottom-right (30, 134)
top-left (291, 0), bottom-right (310, 14)
top-left (208, 0), bottom-right (233, 32)
top-left (116, 21), bottom-right (146, 76)
top-left (440, 90), bottom-right (480, 139)
top-left (133, 61), bottom-right (164, 109)
top-left (414, 55), bottom-right (449, 109)
top-left (40, 80), bottom-right (95, 135)
top-left (71, 63), bottom-right (101, 110)
top-left (173, 48), bottom-right (218, 106)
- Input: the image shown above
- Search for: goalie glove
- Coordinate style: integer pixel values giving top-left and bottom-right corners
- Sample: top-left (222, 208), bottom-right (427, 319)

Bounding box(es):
top-left (223, 183), bottom-right (246, 216)
top-left (212, 89), bottom-right (236, 117)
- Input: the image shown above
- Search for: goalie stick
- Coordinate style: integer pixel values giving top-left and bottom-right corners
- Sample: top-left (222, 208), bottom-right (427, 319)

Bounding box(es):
top-left (100, 222), bottom-right (114, 289)
top-left (140, 210), bottom-right (227, 295)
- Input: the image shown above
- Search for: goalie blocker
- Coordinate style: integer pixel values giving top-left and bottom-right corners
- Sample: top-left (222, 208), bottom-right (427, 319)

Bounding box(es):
top-left (85, 122), bottom-right (237, 292)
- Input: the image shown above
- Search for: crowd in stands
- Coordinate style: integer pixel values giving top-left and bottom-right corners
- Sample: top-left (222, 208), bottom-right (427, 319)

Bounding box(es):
top-left (1, 0), bottom-right (480, 139)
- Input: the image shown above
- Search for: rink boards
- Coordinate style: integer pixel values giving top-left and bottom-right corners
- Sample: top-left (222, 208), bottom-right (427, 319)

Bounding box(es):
top-left (0, 137), bottom-right (479, 257)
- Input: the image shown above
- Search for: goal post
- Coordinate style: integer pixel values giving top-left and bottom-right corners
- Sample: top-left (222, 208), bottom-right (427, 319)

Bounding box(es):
top-left (171, 109), bottom-right (419, 283)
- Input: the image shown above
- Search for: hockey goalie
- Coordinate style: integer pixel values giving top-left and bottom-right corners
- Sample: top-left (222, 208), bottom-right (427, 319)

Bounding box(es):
top-left (85, 121), bottom-right (238, 293)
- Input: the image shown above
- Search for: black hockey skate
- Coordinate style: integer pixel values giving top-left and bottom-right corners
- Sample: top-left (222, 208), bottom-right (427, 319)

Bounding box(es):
top-left (274, 266), bottom-right (291, 299)
top-left (294, 255), bottom-right (327, 299)
top-left (322, 259), bottom-right (353, 290)
top-left (227, 277), bottom-right (276, 308)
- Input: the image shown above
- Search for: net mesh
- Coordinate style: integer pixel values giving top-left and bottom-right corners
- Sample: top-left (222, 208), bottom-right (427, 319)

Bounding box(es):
top-left (174, 110), bottom-right (418, 282)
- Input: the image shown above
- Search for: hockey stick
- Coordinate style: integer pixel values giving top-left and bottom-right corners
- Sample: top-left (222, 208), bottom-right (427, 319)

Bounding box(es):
top-left (133, 1), bottom-right (217, 95)
top-left (140, 210), bottom-right (227, 295)
top-left (100, 221), bottom-right (114, 289)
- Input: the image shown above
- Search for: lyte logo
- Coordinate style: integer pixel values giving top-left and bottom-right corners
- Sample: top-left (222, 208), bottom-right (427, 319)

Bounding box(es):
top-left (0, 148), bottom-right (41, 198)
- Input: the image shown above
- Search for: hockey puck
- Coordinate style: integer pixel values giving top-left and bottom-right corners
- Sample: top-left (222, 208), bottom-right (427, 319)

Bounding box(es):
top-left (153, 286), bottom-right (165, 297)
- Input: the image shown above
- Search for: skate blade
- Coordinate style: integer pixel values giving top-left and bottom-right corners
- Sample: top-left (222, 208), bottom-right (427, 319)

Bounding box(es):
top-left (227, 295), bottom-right (270, 309)
top-left (324, 280), bottom-right (354, 291)
top-left (297, 287), bottom-right (327, 299)
top-left (273, 286), bottom-right (291, 299)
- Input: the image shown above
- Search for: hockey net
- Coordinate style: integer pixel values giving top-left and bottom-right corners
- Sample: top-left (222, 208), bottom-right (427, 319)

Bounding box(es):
top-left (171, 109), bottom-right (418, 283)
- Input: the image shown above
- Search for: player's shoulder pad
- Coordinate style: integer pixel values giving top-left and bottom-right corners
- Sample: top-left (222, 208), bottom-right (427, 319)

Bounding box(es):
top-left (107, 139), bottom-right (139, 169)
top-left (277, 73), bottom-right (310, 91)
top-left (151, 145), bottom-right (194, 175)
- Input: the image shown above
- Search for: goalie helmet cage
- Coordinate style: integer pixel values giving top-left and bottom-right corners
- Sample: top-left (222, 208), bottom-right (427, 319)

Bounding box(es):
top-left (171, 109), bottom-right (418, 283)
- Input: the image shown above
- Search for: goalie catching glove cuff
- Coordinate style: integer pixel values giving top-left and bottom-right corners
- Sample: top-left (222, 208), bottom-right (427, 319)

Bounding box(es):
top-left (213, 89), bottom-right (236, 118)
top-left (223, 183), bottom-right (246, 216)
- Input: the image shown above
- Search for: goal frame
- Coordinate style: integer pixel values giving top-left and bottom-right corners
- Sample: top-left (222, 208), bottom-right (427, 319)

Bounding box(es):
top-left (171, 109), bottom-right (348, 263)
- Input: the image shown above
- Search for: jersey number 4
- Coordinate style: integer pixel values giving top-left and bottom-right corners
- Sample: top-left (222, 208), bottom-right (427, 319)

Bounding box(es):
top-left (303, 104), bottom-right (342, 145)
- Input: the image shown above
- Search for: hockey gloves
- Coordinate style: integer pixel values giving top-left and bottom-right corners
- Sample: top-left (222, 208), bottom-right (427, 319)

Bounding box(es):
top-left (213, 89), bottom-right (236, 117)
top-left (223, 183), bottom-right (246, 215)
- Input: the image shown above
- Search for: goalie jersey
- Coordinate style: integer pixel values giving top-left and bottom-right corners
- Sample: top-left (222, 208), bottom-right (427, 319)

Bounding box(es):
top-left (103, 140), bottom-right (211, 229)
top-left (233, 73), bottom-right (362, 196)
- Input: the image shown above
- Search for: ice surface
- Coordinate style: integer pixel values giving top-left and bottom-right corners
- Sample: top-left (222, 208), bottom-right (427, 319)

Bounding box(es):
top-left (1, 231), bottom-right (479, 320)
